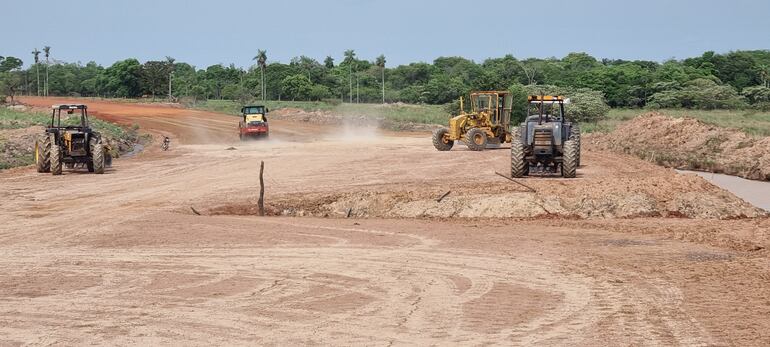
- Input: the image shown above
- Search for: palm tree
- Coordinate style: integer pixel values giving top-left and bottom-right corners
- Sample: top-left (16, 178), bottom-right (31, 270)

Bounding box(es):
top-left (343, 49), bottom-right (356, 103)
top-left (165, 56), bottom-right (176, 99)
top-left (376, 54), bottom-right (386, 104)
top-left (253, 50), bottom-right (267, 101)
top-left (43, 46), bottom-right (50, 97)
top-left (31, 48), bottom-right (40, 96)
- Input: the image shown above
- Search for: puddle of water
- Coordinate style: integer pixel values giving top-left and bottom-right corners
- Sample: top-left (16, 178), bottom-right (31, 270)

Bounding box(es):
top-left (677, 170), bottom-right (770, 211)
top-left (122, 143), bottom-right (144, 158)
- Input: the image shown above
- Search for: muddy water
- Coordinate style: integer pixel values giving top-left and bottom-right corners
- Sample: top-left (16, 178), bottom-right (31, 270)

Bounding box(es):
top-left (678, 170), bottom-right (770, 211)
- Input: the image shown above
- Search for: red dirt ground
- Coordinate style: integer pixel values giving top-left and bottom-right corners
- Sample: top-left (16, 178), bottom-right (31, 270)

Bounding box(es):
top-left (1, 97), bottom-right (769, 345)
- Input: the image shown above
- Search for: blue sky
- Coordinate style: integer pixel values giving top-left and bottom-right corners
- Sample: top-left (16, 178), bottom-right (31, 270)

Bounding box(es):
top-left (4, 0), bottom-right (769, 69)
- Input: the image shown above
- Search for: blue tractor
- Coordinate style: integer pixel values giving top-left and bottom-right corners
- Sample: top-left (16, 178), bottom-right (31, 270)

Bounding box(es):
top-left (510, 95), bottom-right (581, 178)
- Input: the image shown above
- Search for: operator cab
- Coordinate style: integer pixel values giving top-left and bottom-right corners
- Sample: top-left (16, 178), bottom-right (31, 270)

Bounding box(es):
top-left (526, 95), bottom-right (568, 124)
top-left (467, 91), bottom-right (512, 126)
top-left (241, 105), bottom-right (268, 126)
top-left (51, 104), bottom-right (91, 130)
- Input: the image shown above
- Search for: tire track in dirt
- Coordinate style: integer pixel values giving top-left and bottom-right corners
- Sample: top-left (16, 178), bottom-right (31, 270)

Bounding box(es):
top-left (0, 217), bottom-right (722, 345)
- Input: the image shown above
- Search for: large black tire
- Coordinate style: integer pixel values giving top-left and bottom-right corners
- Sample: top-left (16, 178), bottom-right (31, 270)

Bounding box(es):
top-left (51, 145), bottom-right (63, 175)
top-left (570, 123), bottom-right (582, 166)
top-left (35, 135), bottom-right (51, 173)
top-left (92, 143), bottom-right (105, 174)
top-left (510, 138), bottom-right (526, 178)
top-left (465, 128), bottom-right (487, 151)
top-left (562, 139), bottom-right (578, 178)
top-left (432, 128), bottom-right (453, 151)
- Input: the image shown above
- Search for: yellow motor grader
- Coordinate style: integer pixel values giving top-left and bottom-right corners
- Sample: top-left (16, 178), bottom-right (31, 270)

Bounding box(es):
top-left (432, 91), bottom-right (513, 151)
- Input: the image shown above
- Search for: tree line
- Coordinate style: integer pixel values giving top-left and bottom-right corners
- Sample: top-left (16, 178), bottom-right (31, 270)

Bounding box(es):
top-left (2, 49), bottom-right (770, 112)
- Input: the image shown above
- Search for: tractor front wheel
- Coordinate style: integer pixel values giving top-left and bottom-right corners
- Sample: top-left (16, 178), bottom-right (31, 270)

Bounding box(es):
top-left (510, 138), bottom-right (527, 178)
top-left (432, 128), bottom-right (453, 151)
top-left (35, 135), bottom-right (51, 173)
top-left (562, 139), bottom-right (578, 178)
top-left (465, 128), bottom-right (487, 151)
top-left (51, 145), bottom-right (63, 175)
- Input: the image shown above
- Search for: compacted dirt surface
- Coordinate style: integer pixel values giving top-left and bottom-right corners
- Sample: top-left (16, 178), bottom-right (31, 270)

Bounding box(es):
top-left (2, 97), bottom-right (770, 345)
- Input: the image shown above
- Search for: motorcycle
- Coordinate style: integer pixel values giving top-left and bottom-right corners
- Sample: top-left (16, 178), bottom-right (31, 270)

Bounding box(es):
top-left (161, 137), bottom-right (170, 151)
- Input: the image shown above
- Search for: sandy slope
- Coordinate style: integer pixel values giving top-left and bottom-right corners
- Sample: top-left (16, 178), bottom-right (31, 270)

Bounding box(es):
top-left (590, 112), bottom-right (770, 180)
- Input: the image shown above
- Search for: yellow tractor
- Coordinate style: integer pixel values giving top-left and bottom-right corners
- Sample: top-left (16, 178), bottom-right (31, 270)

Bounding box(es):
top-left (432, 91), bottom-right (513, 151)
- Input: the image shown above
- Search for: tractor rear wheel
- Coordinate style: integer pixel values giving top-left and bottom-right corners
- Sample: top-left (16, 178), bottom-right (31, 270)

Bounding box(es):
top-left (35, 135), bottom-right (51, 173)
top-left (570, 123), bottom-right (582, 166)
top-left (562, 139), bottom-right (578, 178)
top-left (432, 128), bottom-right (453, 151)
top-left (465, 128), bottom-right (487, 151)
top-left (510, 138), bottom-right (526, 178)
top-left (51, 145), bottom-right (63, 175)
top-left (92, 143), bottom-right (105, 174)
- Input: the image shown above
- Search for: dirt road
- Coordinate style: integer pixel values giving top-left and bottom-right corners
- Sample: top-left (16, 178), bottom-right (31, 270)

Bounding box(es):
top-left (2, 97), bottom-right (769, 345)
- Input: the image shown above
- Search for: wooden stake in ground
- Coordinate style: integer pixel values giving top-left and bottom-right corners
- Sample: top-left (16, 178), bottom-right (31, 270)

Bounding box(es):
top-left (494, 171), bottom-right (537, 193)
top-left (436, 190), bottom-right (451, 202)
top-left (258, 161), bottom-right (265, 216)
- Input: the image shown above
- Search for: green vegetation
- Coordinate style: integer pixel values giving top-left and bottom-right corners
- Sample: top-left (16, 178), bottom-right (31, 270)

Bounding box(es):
top-left (0, 107), bottom-right (137, 138)
top-left (3, 49), bottom-right (770, 111)
top-left (0, 107), bottom-right (50, 129)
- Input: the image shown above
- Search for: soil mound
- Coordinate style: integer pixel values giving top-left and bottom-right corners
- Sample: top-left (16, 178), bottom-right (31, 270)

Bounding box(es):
top-left (590, 112), bottom-right (770, 181)
top-left (210, 173), bottom-right (766, 220)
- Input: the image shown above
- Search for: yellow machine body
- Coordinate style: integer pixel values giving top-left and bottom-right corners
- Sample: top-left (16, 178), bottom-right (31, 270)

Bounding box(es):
top-left (244, 114), bottom-right (265, 123)
top-left (444, 91), bottom-right (512, 142)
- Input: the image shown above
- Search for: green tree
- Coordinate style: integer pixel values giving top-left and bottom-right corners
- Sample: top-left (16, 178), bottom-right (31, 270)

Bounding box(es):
top-left (254, 50), bottom-right (267, 101)
top-left (141, 60), bottom-right (173, 98)
top-left (375, 54), bottom-right (386, 103)
top-left (0, 71), bottom-right (23, 103)
top-left (290, 56), bottom-right (322, 82)
top-left (104, 58), bottom-right (142, 97)
top-left (43, 46), bottom-right (50, 96)
top-left (0, 56), bottom-right (23, 73)
top-left (31, 48), bottom-right (41, 96)
top-left (309, 84), bottom-right (332, 101)
top-left (424, 74), bottom-right (466, 104)
top-left (281, 74), bottom-right (312, 100)
top-left (343, 49), bottom-right (356, 102)
top-left (324, 56), bottom-right (334, 69)
top-left (190, 85), bottom-right (207, 101)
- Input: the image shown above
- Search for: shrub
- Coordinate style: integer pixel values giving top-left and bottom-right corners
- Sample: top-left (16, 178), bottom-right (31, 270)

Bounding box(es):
top-left (742, 86), bottom-right (770, 104)
top-left (647, 78), bottom-right (748, 109)
top-left (753, 101), bottom-right (770, 111)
